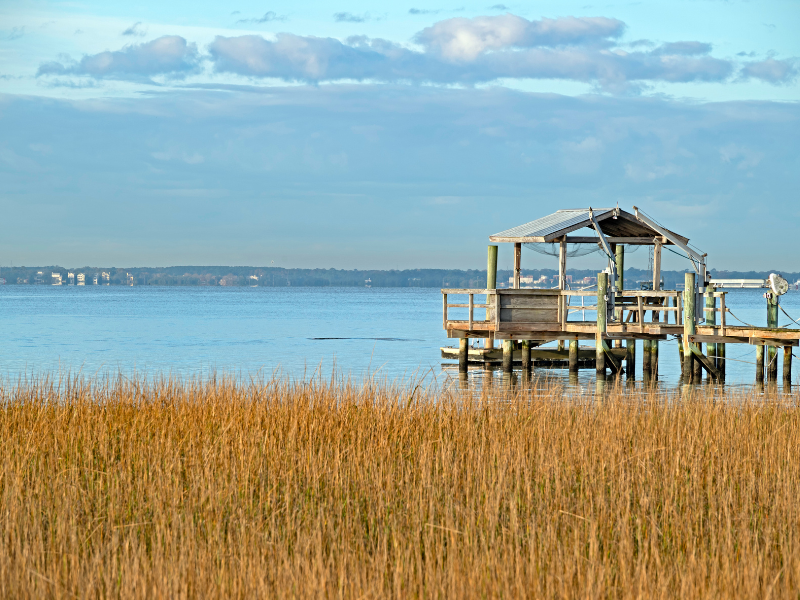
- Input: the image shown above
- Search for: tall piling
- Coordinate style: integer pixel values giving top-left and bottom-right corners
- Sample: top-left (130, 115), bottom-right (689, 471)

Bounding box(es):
top-left (521, 340), bottom-right (531, 373)
top-left (683, 273), bottom-right (696, 383)
top-left (626, 339), bottom-right (635, 378)
top-left (693, 342), bottom-right (703, 381)
top-left (569, 339), bottom-right (578, 373)
top-left (614, 245), bottom-right (624, 348)
top-left (756, 345), bottom-right (765, 383)
top-left (502, 339), bottom-right (513, 374)
top-left (642, 340), bottom-right (651, 376)
top-left (650, 301), bottom-right (660, 379)
top-left (783, 346), bottom-right (792, 385)
top-left (458, 338), bottom-right (468, 373)
top-left (596, 272), bottom-right (608, 375)
top-left (486, 245), bottom-right (497, 350)
top-left (767, 293), bottom-right (779, 380)
top-left (705, 293), bottom-right (716, 383)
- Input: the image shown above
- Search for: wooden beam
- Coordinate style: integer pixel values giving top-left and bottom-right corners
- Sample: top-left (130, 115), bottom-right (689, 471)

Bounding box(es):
top-left (652, 240), bottom-right (662, 292)
top-left (749, 337), bottom-right (799, 348)
top-left (689, 343), bottom-right (721, 380)
top-left (565, 236), bottom-right (673, 245)
top-left (683, 272), bottom-right (696, 382)
top-left (513, 242), bottom-right (521, 289)
top-left (559, 237), bottom-right (567, 290)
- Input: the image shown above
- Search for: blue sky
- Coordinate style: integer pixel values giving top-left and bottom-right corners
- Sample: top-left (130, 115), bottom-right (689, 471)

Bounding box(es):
top-left (1, 0), bottom-right (798, 271)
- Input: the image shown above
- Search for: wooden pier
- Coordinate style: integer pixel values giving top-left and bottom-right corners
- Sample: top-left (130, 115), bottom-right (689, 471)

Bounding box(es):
top-left (442, 207), bottom-right (800, 383)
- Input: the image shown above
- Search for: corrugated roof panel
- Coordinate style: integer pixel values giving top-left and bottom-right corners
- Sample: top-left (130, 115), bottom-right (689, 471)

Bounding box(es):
top-left (491, 209), bottom-right (613, 240)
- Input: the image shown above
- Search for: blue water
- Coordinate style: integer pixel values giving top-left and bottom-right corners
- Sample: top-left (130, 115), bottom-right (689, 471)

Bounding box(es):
top-left (1, 286), bottom-right (799, 388)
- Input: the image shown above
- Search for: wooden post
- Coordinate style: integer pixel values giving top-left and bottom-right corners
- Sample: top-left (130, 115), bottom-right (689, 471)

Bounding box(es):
top-left (558, 238), bottom-right (567, 351)
top-left (677, 334), bottom-right (684, 378)
top-left (683, 273), bottom-right (696, 383)
top-left (458, 338), bottom-right (468, 373)
top-left (643, 339), bottom-right (651, 375)
top-left (652, 240), bottom-right (662, 292)
top-left (569, 339), bottom-right (578, 372)
top-left (513, 242), bottom-right (521, 289)
top-left (767, 294), bottom-right (779, 380)
top-left (783, 346), bottom-right (792, 384)
top-left (626, 340), bottom-right (635, 378)
top-left (756, 345), bottom-right (765, 383)
top-left (651, 243), bottom-right (661, 378)
top-left (614, 244), bottom-right (623, 347)
top-left (502, 339), bottom-right (513, 373)
top-left (486, 245), bottom-right (497, 350)
top-left (596, 272), bottom-right (608, 374)
top-left (705, 292), bottom-right (716, 370)
top-left (487, 245), bottom-right (498, 290)
top-left (522, 340), bottom-right (531, 373)
top-left (719, 292), bottom-right (726, 379)
top-left (693, 342), bottom-right (703, 381)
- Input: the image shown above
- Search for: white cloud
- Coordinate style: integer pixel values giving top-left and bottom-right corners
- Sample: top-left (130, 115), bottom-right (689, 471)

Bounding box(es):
top-left (37, 36), bottom-right (200, 81)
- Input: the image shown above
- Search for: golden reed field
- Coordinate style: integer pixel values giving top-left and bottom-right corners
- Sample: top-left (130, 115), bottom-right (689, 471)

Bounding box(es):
top-left (1, 374), bottom-right (799, 599)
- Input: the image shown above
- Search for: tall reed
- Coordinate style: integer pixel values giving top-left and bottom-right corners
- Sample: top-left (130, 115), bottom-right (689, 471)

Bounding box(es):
top-left (1, 374), bottom-right (798, 598)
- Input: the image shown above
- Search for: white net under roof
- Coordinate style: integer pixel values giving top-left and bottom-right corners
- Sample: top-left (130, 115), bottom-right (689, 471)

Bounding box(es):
top-left (524, 242), bottom-right (642, 258)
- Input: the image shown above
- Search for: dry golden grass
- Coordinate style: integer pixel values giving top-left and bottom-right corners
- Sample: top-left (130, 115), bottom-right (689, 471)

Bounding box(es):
top-left (1, 374), bottom-right (799, 599)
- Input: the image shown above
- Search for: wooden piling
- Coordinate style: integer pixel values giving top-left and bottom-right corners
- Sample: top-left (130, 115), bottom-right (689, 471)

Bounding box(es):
top-left (521, 340), bottom-right (531, 372)
top-left (683, 273), bottom-right (696, 383)
top-left (487, 245), bottom-right (498, 290)
top-left (596, 272), bottom-right (608, 374)
top-left (626, 340), bottom-right (635, 378)
top-left (614, 245), bottom-right (624, 348)
top-left (705, 293), bottom-right (717, 370)
top-left (783, 346), bottom-right (792, 384)
top-left (693, 343), bottom-right (703, 381)
top-left (677, 335), bottom-right (684, 378)
top-left (651, 248), bottom-right (661, 378)
top-left (767, 294), bottom-right (779, 380)
top-left (569, 339), bottom-right (578, 373)
top-left (486, 245), bottom-right (497, 350)
top-left (756, 345), bottom-right (765, 383)
top-left (615, 244), bottom-right (624, 292)
top-left (502, 339), bottom-right (513, 373)
top-left (458, 338), bottom-right (468, 373)
top-left (642, 339), bottom-right (651, 375)
top-left (717, 341), bottom-right (726, 380)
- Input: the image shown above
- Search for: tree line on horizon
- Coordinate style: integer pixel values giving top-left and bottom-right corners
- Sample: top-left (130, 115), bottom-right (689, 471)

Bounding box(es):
top-left (1, 266), bottom-right (798, 288)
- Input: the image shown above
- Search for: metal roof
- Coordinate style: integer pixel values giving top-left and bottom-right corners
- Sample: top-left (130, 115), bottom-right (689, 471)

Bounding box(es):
top-left (490, 209), bottom-right (614, 243)
top-left (489, 207), bottom-right (689, 245)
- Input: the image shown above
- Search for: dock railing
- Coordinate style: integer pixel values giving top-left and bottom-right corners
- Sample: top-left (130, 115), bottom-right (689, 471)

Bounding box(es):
top-left (442, 288), bottom-right (728, 333)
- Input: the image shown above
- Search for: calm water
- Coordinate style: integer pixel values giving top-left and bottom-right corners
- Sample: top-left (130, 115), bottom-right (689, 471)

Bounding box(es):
top-left (1, 285), bottom-right (799, 389)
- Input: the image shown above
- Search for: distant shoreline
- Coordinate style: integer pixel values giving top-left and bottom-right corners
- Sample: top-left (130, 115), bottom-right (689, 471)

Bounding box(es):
top-left (1, 266), bottom-right (798, 288)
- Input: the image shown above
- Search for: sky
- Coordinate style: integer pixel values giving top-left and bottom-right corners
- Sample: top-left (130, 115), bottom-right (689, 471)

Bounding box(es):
top-left (0, 0), bottom-right (798, 271)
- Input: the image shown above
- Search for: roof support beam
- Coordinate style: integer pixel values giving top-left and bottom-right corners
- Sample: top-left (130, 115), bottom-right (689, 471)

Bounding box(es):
top-left (565, 236), bottom-right (671, 245)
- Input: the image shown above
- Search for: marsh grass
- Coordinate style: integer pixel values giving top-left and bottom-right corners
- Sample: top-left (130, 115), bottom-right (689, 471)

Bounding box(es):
top-left (1, 373), bottom-right (799, 598)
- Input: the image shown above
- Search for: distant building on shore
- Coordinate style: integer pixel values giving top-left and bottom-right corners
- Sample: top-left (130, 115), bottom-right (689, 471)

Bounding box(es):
top-left (51, 272), bottom-right (62, 285)
top-left (77, 273), bottom-right (85, 285)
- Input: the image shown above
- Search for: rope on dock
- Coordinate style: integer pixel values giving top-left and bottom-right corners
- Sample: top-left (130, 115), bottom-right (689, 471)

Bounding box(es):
top-left (725, 307), bottom-right (761, 328)
top-left (779, 304), bottom-right (800, 328)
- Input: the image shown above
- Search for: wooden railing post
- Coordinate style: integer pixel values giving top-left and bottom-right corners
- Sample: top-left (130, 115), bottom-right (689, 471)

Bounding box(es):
top-left (683, 273), bottom-right (696, 383)
top-left (706, 291), bottom-right (717, 368)
top-left (487, 246), bottom-right (498, 350)
top-left (468, 293), bottom-right (474, 330)
top-left (596, 272), bottom-right (608, 374)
